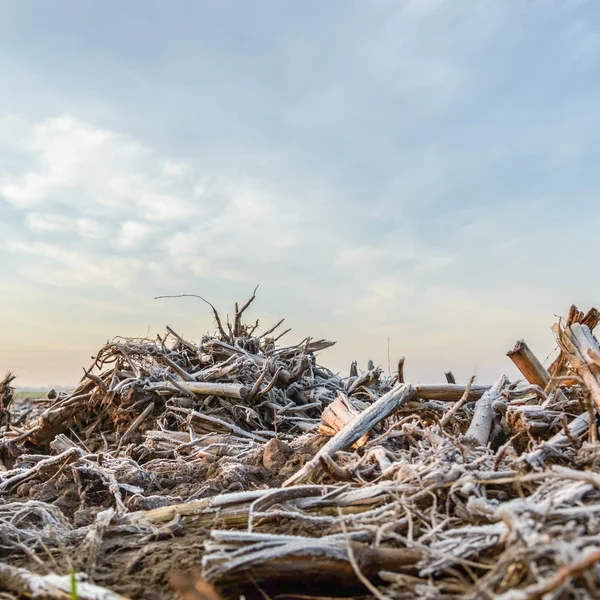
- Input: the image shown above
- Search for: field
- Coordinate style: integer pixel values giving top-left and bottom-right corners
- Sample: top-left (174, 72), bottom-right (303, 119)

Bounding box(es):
top-left (1, 297), bottom-right (600, 599)
top-left (13, 390), bottom-right (50, 400)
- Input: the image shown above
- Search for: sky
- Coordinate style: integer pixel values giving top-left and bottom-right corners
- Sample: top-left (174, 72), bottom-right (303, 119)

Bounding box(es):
top-left (1, 0), bottom-right (600, 387)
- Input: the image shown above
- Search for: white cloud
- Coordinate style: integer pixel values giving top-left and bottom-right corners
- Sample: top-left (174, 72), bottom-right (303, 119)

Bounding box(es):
top-left (116, 220), bottom-right (155, 249)
top-left (76, 218), bottom-right (107, 240)
top-left (6, 239), bottom-right (144, 287)
top-left (0, 115), bottom-right (197, 220)
top-left (0, 115), bottom-right (312, 289)
top-left (163, 160), bottom-right (191, 177)
top-left (1, 174), bottom-right (47, 205)
top-left (25, 212), bottom-right (107, 239)
top-left (336, 241), bottom-right (455, 271)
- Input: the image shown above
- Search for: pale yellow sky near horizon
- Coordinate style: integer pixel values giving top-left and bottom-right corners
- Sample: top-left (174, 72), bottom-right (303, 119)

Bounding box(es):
top-left (2, 2), bottom-right (599, 389)
top-left (3, 282), bottom-right (570, 390)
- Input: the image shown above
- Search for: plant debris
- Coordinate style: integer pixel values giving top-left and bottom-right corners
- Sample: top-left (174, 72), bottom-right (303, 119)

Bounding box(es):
top-left (2, 295), bottom-right (600, 600)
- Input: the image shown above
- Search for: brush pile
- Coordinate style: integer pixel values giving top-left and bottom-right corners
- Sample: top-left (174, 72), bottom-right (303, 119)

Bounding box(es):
top-left (1, 296), bottom-right (600, 600)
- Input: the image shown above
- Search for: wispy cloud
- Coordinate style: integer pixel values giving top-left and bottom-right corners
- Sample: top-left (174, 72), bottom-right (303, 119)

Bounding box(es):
top-left (0, 115), bottom-right (338, 296)
top-left (1, 0), bottom-right (600, 385)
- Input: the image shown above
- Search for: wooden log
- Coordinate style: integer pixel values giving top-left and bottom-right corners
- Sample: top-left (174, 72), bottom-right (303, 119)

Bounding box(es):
top-left (158, 380), bottom-right (249, 400)
top-left (546, 306), bottom-right (600, 393)
top-left (318, 394), bottom-right (369, 448)
top-left (205, 539), bottom-right (421, 586)
top-left (464, 375), bottom-right (508, 447)
top-left (506, 340), bottom-right (550, 388)
top-left (283, 384), bottom-right (416, 486)
top-left (143, 486), bottom-right (330, 524)
top-left (0, 563), bottom-right (131, 600)
top-left (549, 307), bottom-right (600, 375)
top-left (415, 384), bottom-right (490, 402)
top-left (553, 322), bottom-right (600, 413)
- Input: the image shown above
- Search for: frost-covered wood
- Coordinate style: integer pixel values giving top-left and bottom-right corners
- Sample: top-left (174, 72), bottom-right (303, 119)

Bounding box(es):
top-left (0, 564), bottom-right (131, 600)
top-left (283, 383), bottom-right (416, 486)
top-left (463, 375), bottom-right (508, 446)
top-left (1, 296), bottom-right (600, 599)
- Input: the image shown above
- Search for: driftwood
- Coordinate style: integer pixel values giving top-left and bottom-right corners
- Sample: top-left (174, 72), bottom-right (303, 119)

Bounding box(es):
top-left (318, 394), bottom-right (369, 448)
top-left (554, 322), bottom-right (600, 412)
top-left (202, 531), bottom-right (421, 585)
top-left (415, 383), bottom-right (490, 402)
top-left (158, 381), bottom-right (250, 399)
top-left (463, 375), bottom-right (508, 446)
top-left (283, 384), bottom-right (416, 486)
top-left (0, 563), bottom-right (131, 600)
top-left (546, 305), bottom-right (600, 393)
top-left (1, 297), bottom-right (600, 600)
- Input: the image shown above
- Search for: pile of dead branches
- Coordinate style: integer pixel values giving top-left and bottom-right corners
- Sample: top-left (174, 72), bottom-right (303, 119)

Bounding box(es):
top-left (1, 297), bottom-right (600, 600)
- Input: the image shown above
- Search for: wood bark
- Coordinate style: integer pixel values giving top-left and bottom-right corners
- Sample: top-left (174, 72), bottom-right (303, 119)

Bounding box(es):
top-left (397, 357), bottom-right (405, 383)
top-left (507, 340), bottom-right (550, 388)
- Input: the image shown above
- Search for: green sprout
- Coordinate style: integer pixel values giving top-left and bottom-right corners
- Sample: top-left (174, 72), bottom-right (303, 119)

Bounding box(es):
top-left (70, 568), bottom-right (78, 600)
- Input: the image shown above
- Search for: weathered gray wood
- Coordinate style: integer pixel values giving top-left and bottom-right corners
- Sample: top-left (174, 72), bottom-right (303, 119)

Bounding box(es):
top-left (0, 563), bottom-right (130, 600)
top-left (464, 375), bottom-right (508, 446)
top-left (440, 376), bottom-right (476, 427)
top-left (157, 379), bottom-right (249, 399)
top-left (167, 406), bottom-right (268, 443)
top-left (143, 485), bottom-right (333, 523)
top-left (415, 383), bottom-right (490, 402)
top-left (319, 394), bottom-right (369, 448)
top-left (0, 447), bottom-right (83, 492)
top-left (283, 384), bottom-right (416, 486)
top-left (523, 412), bottom-right (589, 468)
top-left (547, 306), bottom-right (600, 394)
top-left (202, 534), bottom-right (422, 586)
top-left (554, 322), bottom-right (600, 412)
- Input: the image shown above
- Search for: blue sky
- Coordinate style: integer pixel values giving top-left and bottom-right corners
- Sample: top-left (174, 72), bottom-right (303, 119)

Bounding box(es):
top-left (1, 0), bottom-right (599, 386)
